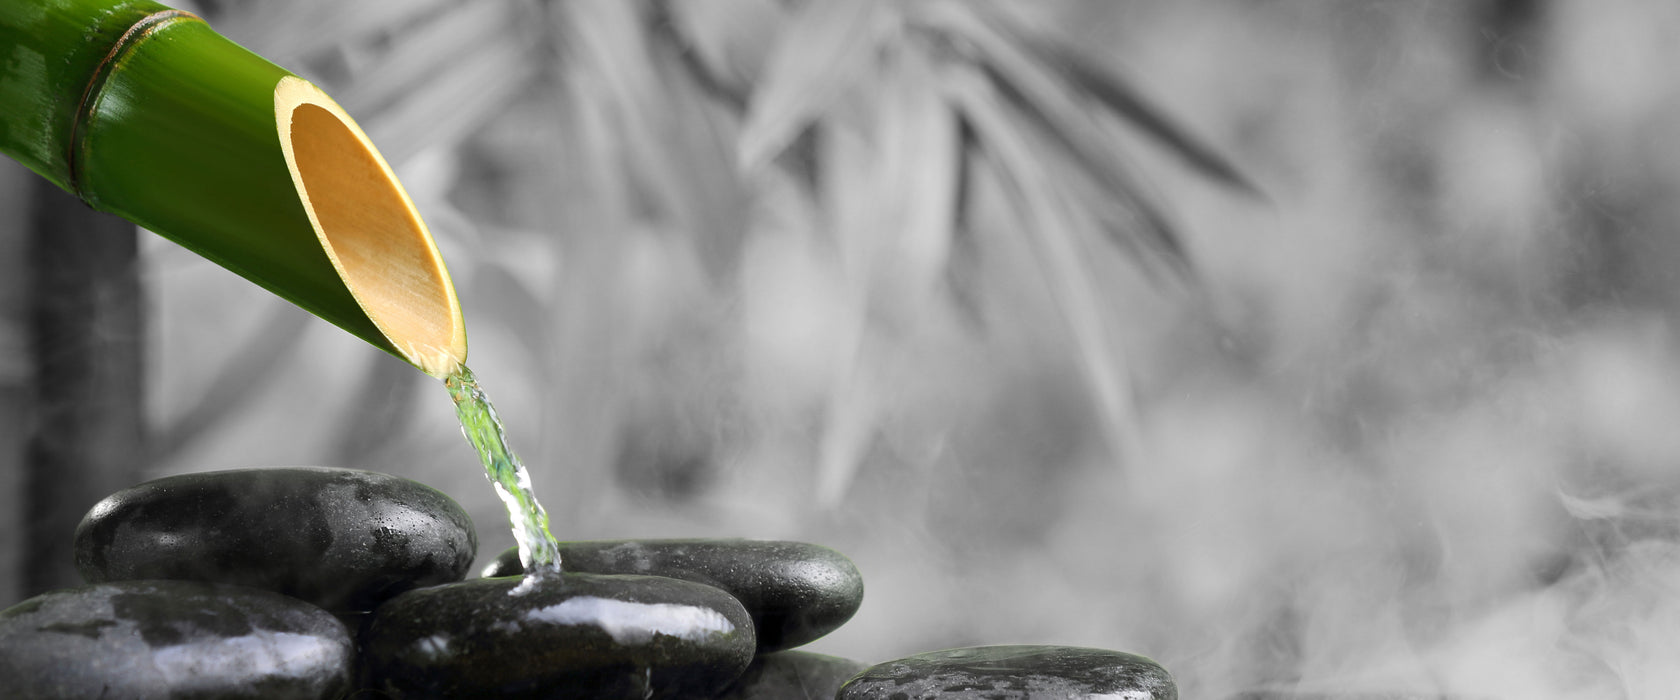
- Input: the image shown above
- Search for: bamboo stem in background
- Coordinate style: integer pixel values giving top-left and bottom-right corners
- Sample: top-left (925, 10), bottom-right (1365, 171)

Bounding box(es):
top-left (0, 160), bottom-right (31, 603)
top-left (24, 178), bottom-right (143, 597)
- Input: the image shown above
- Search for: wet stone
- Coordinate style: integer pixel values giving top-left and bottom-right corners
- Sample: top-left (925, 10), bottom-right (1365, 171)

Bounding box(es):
top-left (364, 571), bottom-right (756, 699)
top-left (713, 650), bottom-right (870, 700)
top-left (1229, 691), bottom-right (1478, 694)
top-left (484, 538), bottom-right (863, 652)
top-left (0, 579), bottom-right (353, 699)
top-left (75, 466), bottom-right (478, 614)
top-left (837, 645), bottom-right (1177, 700)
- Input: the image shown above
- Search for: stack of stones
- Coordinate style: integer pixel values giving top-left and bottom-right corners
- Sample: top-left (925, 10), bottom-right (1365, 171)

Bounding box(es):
top-left (0, 467), bottom-right (1177, 698)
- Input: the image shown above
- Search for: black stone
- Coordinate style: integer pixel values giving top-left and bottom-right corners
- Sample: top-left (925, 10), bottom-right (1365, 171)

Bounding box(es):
top-left (364, 572), bottom-right (756, 699)
top-left (837, 645), bottom-right (1177, 700)
top-left (1229, 691), bottom-right (1478, 694)
top-left (713, 650), bottom-right (870, 700)
top-left (483, 538), bottom-right (862, 652)
top-left (75, 466), bottom-right (478, 614)
top-left (0, 580), bottom-right (353, 699)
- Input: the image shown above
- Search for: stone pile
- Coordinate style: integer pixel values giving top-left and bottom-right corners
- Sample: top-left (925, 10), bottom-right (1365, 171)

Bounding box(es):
top-left (0, 466), bottom-right (1177, 698)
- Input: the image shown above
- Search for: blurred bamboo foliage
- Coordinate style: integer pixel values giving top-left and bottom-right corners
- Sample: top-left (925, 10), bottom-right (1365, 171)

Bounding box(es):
top-left (147, 0), bottom-right (1245, 519)
top-left (26, 0), bottom-right (1680, 695)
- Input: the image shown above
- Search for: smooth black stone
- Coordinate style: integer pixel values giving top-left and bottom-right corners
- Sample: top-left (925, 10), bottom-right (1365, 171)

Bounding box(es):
top-left (75, 466), bottom-right (478, 613)
top-left (837, 645), bottom-right (1176, 700)
top-left (713, 650), bottom-right (870, 700)
top-left (1229, 691), bottom-right (1478, 694)
top-left (0, 580), bottom-right (353, 699)
top-left (483, 538), bottom-right (863, 652)
top-left (364, 572), bottom-right (756, 699)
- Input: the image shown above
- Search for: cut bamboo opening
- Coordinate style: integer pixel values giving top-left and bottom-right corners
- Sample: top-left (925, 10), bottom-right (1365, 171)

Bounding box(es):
top-left (276, 77), bottom-right (466, 377)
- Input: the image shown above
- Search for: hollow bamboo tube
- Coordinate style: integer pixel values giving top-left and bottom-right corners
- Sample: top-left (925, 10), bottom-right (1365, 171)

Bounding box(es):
top-left (0, 0), bottom-right (467, 376)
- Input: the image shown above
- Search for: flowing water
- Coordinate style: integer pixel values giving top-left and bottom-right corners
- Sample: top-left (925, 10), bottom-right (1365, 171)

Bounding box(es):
top-left (445, 364), bottom-right (563, 576)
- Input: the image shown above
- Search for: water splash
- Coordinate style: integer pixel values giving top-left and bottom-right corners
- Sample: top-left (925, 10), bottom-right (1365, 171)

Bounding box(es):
top-left (445, 364), bottom-right (562, 575)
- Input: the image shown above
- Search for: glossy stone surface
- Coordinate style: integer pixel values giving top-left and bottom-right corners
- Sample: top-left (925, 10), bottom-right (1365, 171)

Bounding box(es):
top-left (713, 650), bottom-right (870, 700)
top-left (1229, 694), bottom-right (1469, 699)
top-left (364, 572), bottom-right (756, 698)
top-left (483, 538), bottom-right (862, 652)
top-left (837, 645), bottom-right (1177, 700)
top-left (0, 580), bottom-right (353, 699)
top-left (75, 467), bottom-right (477, 613)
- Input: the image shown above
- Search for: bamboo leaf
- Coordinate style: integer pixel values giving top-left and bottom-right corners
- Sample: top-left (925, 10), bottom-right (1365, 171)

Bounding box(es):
top-left (562, 0), bottom-right (659, 118)
top-left (813, 44), bottom-right (965, 500)
top-left (646, 5), bottom-right (747, 111)
top-left (945, 116), bottom-right (988, 332)
top-left (811, 123), bottom-right (876, 504)
top-left (656, 0), bottom-right (785, 107)
top-left (1012, 26), bottom-right (1260, 196)
top-left (563, 0), bottom-right (752, 282)
top-left (942, 63), bottom-right (1143, 468)
top-left (871, 43), bottom-right (960, 311)
top-left (917, 2), bottom-right (1192, 280)
top-left (1052, 140), bottom-right (1191, 286)
top-left (738, 0), bottom-right (888, 171)
top-left (819, 121), bottom-right (877, 276)
top-left (816, 361), bottom-right (877, 506)
top-left (642, 34), bottom-right (753, 282)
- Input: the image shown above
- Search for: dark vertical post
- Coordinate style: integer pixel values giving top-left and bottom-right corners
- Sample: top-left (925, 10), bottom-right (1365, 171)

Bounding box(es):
top-left (0, 162), bottom-right (31, 603)
top-left (25, 179), bottom-right (145, 596)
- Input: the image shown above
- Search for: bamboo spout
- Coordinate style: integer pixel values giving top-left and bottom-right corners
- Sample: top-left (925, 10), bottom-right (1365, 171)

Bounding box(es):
top-left (277, 79), bottom-right (465, 376)
top-left (0, 0), bottom-right (467, 377)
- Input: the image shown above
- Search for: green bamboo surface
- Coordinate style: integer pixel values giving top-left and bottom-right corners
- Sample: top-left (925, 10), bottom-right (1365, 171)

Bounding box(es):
top-left (0, 0), bottom-right (464, 376)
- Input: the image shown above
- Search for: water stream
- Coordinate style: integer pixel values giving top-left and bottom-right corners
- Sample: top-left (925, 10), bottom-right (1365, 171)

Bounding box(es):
top-left (445, 364), bottom-right (563, 576)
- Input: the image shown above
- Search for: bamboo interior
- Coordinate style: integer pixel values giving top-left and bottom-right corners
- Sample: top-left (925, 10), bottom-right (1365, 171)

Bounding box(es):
top-left (274, 77), bottom-right (465, 376)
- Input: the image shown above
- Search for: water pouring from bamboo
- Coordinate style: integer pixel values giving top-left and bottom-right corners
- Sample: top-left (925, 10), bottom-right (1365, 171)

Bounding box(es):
top-left (0, 0), bottom-right (562, 574)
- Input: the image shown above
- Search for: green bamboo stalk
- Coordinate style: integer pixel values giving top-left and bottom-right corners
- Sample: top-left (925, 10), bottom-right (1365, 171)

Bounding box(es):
top-left (0, 0), bottom-right (466, 377)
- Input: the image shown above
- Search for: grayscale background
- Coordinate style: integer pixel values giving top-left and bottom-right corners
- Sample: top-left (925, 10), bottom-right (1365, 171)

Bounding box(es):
top-left (2, 1), bottom-right (1672, 697)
